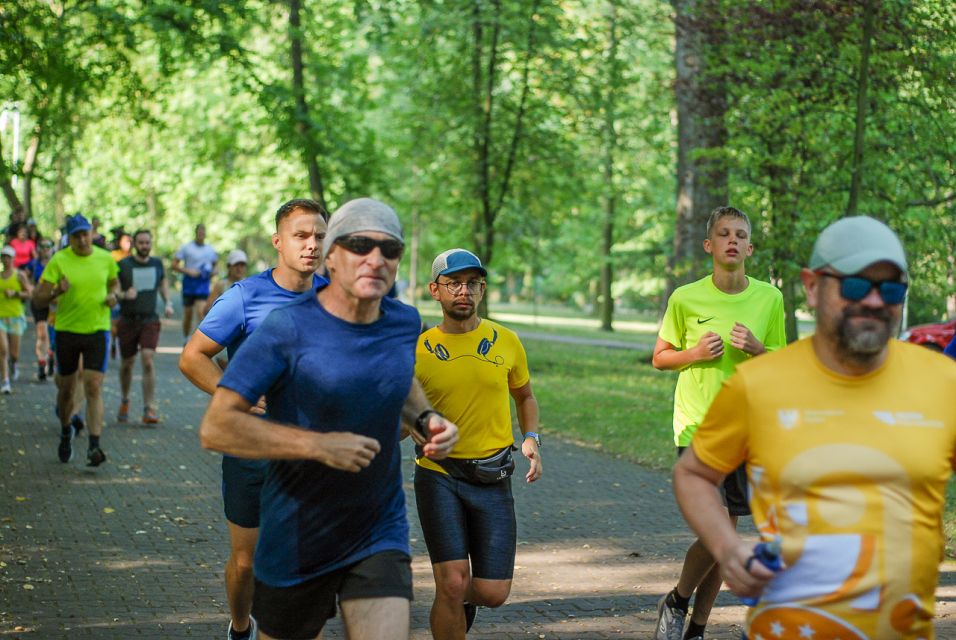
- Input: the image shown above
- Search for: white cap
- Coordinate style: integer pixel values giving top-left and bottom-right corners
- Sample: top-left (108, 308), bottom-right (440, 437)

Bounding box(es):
top-left (226, 249), bottom-right (248, 266)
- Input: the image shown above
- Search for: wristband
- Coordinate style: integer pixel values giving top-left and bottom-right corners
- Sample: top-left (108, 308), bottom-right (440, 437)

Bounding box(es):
top-left (523, 431), bottom-right (542, 447)
top-left (415, 409), bottom-right (443, 438)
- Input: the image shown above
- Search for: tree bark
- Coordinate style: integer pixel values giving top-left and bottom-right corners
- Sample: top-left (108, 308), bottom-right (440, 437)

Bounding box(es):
top-left (289, 0), bottom-right (326, 209)
top-left (668, 0), bottom-right (728, 303)
top-left (470, 0), bottom-right (538, 318)
top-left (22, 128), bottom-right (41, 218)
top-left (599, 0), bottom-right (620, 332)
top-left (846, 0), bottom-right (875, 217)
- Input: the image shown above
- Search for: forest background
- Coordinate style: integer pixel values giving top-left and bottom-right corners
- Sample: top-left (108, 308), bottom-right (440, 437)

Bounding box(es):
top-left (2, 0), bottom-right (955, 332)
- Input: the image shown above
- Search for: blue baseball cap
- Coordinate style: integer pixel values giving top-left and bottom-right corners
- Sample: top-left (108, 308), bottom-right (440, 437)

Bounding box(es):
top-left (66, 214), bottom-right (92, 236)
top-left (431, 248), bottom-right (487, 280)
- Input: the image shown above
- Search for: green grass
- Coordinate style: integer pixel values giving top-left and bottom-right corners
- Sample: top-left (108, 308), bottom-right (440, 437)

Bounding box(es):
top-left (522, 336), bottom-right (677, 470)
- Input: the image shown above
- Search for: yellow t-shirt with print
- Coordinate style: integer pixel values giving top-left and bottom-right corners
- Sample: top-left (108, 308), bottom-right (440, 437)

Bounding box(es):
top-left (415, 319), bottom-right (530, 474)
top-left (659, 274), bottom-right (786, 446)
top-left (692, 337), bottom-right (956, 640)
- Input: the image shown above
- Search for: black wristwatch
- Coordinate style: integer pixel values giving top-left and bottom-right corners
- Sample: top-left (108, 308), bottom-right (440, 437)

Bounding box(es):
top-left (415, 409), bottom-right (443, 438)
top-left (523, 431), bottom-right (541, 447)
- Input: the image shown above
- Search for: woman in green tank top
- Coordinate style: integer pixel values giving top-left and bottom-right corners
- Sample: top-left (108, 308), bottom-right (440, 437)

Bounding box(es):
top-left (0, 246), bottom-right (33, 393)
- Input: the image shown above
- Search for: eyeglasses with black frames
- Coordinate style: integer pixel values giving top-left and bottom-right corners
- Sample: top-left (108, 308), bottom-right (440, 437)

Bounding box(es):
top-left (435, 279), bottom-right (486, 295)
top-left (334, 235), bottom-right (404, 260)
top-left (817, 272), bottom-right (908, 305)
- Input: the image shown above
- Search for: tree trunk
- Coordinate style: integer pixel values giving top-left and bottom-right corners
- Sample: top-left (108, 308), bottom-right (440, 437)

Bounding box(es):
top-left (845, 0), bottom-right (875, 217)
top-left (289, 0), bottom-right (326, 209)
top-left (668, 0), bottom-right (728, 304)
top-left (21, 129), bottom-right (41, 218)
top-left (599, 0), bottom-right (620, 332)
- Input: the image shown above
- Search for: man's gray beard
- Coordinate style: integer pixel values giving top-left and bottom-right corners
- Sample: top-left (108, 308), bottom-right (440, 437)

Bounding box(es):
top-left (836, 312), bottom-right (900, 360)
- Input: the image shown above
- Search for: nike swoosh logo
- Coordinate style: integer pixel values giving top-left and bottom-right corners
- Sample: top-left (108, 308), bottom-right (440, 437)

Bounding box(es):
top-left (697, 317), bottom-right (715, 324)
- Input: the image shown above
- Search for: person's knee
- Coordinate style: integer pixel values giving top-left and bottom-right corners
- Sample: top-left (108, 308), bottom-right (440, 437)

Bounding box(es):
top-left (434, 567), bottom-right (470, 602)
top-left (471, 581), bottom-right (511, 608)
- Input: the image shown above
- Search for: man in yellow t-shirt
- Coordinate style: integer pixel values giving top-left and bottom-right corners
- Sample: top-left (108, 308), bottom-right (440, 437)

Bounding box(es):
top-left (675, 216), bottom-right (956, 639)
top-left (413, 248), bottom-right (542, 638)
top-left (34, 214), bottom-right (120, 468)
top-left (653, 206), bottom-right (786, 640)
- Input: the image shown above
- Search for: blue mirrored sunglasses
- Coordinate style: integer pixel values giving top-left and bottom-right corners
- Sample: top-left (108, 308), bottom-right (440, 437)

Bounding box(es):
top-left (818, 272), bottom-right (907, 305)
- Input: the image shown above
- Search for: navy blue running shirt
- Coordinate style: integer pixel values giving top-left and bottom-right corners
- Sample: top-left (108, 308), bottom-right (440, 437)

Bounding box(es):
top-left (199, 269), bottom-right (326, 358)
top-left (218, 286), bottom-right (420, 587)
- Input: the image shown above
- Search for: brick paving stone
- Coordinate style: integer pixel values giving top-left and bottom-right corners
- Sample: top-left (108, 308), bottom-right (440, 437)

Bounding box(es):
top-left (1, 318), bottom-right (955, 638)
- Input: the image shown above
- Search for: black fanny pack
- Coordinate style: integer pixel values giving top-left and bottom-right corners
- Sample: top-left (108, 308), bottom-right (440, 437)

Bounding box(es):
top-left (421, 445), bottom-right (516, 484)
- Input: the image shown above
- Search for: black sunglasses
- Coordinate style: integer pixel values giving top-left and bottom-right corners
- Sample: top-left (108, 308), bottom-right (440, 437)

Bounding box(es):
top-left (818, 272), bottom-right (907, 305)
top-left (334, 235), bottom-right (404, 260)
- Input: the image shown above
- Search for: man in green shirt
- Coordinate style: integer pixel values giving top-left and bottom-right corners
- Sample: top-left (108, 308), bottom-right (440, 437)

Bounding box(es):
top-left (651, 207), bottom-right (786, 640)
top-left (34, 214), bottom-right (120, 467)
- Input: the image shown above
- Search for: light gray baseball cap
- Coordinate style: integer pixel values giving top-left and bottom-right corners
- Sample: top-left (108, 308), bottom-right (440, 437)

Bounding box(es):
top-left (322, 198), bottom-right (403, 257)
top-left (809, 216), bottom-right (908, 275)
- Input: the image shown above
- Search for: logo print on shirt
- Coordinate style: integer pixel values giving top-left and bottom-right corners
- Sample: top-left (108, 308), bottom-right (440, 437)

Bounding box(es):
top-left (697, 316), bottom-right (715, 324)
top-left (873, 411), bottom-right (943, 428)
top-left (778, 409), bottom-right (800, 430)
top-left (423, 328), bottom-right (503, 366)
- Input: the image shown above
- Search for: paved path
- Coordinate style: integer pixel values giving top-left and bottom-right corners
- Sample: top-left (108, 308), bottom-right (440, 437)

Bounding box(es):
top-left (2, 320), bottom-right (955, 639)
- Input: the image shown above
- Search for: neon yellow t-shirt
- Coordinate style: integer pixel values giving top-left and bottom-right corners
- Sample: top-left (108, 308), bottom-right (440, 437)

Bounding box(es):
top-left (415, 319), bottom-right (530, 474)
top-left (659, 274), bottom-right (786, 446)
top-left (41, 247), bottom-right (119, 334)
top-left (692, 338), bottom-right (956, 639)
top-left (0, 270), bottom-right (23, 319)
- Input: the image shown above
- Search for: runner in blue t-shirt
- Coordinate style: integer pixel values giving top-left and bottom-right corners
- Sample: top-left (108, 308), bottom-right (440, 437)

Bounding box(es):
top-left (198, 198), bottom-right (459, 640)
top-left (179, 199), bottom-right (327, 640)
top-left (172, 223), bottom-right (218, 341)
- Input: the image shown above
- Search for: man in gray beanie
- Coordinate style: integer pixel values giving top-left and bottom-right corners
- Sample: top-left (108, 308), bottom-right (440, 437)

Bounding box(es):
top-left (673, 216), bottom-right (956, 639)
top-left (200, 197), bottom-right (459, 640)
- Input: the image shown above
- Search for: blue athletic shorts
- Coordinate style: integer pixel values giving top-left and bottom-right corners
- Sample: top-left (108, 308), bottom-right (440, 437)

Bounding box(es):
top-left (414, 465), bottom-right (516, 580)
top-left (55, 330), bottom-right (110, 376)
top-left (221, 456), bottom-right (268, 528)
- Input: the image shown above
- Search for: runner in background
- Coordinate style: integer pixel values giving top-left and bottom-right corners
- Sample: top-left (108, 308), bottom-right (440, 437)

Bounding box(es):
top-left (116, 229), bottom-right (174, 424)
top-left (172, 223), bottom-right (217, 342)
top-left (1, 245), bottom-right (33, 393)
top-left (24, 238), bottom-right (55, 380)
top-left (201, 249), bottom-right (248, 321)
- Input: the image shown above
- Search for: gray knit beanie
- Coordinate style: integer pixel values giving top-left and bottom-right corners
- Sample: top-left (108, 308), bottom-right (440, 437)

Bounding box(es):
top-left (322, 198), bottom-right (404, 257)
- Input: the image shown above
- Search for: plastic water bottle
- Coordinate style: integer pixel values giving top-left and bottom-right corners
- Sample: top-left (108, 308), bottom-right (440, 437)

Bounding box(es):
top-left (740, 537), bottom-right (783, 607)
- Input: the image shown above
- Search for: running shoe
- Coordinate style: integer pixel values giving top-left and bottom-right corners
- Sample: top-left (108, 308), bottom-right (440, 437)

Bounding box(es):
top-left (58, 427), bottom-right (75, 463)
top-left (227, 615), bottom-right (257, 640)
top-left (142, 407), bottom-right (159, 424)
top-left (86, 446), bottom-right (106, 467)
top-left (464, 602), bottom-right (477, 632)
top-left (1, 379), bottom-right (10, 394)
top-left (654, 593), bottom-right (687, 640)
top-left (117, 399), bottom-right (130, 423)
top-left (71, 414), bottom-right (85, 434)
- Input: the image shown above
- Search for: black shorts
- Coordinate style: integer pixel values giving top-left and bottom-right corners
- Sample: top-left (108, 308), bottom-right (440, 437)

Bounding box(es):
top-left (414, 465), bottom-right (517, 579)
top-left (253, 550), bottom-right (412, 639)
top-left (30, 302), bottom-right (49, 323)
top-left (181, 293), bottom-right (208, 307)
top-left (55, 330), bottom-right (110, 376)
top-left (221, 456), bottom-right (268, 529)
top-left (677, 446), bottom-right (751, 517)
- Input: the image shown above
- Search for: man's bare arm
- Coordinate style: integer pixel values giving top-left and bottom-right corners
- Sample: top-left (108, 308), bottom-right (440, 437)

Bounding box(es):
top-left (199, 387), bottom-right (381, 472)
top-left (179, 330), bottom-right (227, 395)
top-left (673, 447), bottom-right (775, 598)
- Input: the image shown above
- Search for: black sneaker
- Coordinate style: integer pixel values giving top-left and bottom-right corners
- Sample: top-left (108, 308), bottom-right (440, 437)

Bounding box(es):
top-left (86, 446), bottom-right (106, 467)
top-left (464, 602), bottom-right (477, 632)
top-left (71, 414), bottom-right (85, 434)
top-left (58, 427), bottom-right (75, 463)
